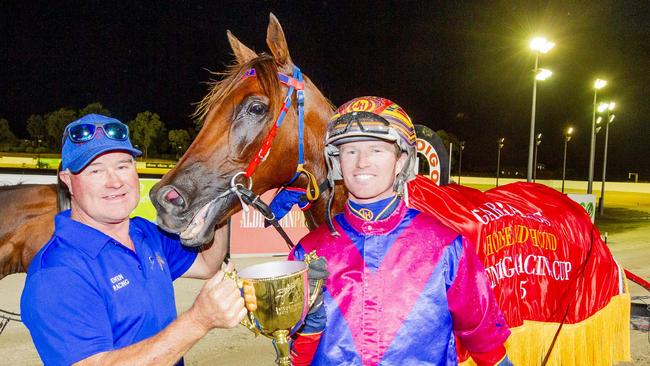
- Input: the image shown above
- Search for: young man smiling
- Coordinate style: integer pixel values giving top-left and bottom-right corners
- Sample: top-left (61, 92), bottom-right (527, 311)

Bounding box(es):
top-left (21, 114), bottom-right (254, 366)
top-left (289, 97), bottom-right (512, 365)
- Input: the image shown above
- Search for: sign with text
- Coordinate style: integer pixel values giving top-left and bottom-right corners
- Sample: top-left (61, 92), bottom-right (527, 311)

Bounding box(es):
top-left (229, 191), bottom-right (309, 255)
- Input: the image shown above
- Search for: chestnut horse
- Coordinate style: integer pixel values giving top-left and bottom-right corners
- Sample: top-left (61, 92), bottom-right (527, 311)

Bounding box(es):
top-left (0, 15), bottom-right (335, 277)
top-left (150, 14), bottom-right (629, 365)
top-left (151, 15), bottom-right (338, 247)
top-left (0, 182), bottom-right (69, 280)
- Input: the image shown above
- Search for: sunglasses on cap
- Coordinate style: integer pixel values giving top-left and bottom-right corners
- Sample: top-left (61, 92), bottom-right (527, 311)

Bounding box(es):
top-left (63, 121), bottom-right (129, 144)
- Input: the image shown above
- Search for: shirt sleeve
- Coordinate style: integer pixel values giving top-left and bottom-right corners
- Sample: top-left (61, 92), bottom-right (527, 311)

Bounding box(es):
top-left (446, 236), bottom-right (510, 358)
top-left (156, 225), bottom-right (198, 280)
top-left (21, 267), bottom-right (114, 365)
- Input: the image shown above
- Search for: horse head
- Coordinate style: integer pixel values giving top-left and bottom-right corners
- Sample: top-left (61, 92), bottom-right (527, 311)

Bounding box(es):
top-left (151, 14), bottom-right (335, 247)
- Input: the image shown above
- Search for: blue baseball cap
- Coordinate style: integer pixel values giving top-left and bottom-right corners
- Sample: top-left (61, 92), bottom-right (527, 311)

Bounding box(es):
top-left (61, 114), bottom-right (142, 174)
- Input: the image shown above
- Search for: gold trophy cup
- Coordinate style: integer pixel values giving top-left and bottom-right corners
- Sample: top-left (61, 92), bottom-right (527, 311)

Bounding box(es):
top-left (234, 253), bottom-right (322, 366)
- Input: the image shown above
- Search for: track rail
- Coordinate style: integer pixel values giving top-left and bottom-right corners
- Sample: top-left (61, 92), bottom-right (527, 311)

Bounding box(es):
top-left (626, 269), bottom-right (650, 291)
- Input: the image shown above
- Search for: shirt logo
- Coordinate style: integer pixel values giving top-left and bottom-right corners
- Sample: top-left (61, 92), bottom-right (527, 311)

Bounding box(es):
top-left (156, 253), bottom-right (166, 271)
top-left (110, 273), bottom-right (130, 292)
top-left (358, 208), bottom-right (374, 221)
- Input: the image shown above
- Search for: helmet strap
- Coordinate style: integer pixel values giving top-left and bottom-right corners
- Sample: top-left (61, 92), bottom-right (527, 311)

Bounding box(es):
top-left (394, 149), bottom-right (416, 195)
top-left (325, 185), bottom-right (340, 237)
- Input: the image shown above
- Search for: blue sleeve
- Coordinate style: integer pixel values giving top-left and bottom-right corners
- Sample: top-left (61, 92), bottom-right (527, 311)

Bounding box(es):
top-left (447, 235), bottom-right (511, 354)
top-left (301, 303), bottom-right (326, 333)
top-left (156, 226), bottom-right (197, 280)
top-left (133, 217), bottom-right (197, 280)
top-left (21, 267), bottom-right (113, 365)
top-left (443, 235), bottom-right (463, 290)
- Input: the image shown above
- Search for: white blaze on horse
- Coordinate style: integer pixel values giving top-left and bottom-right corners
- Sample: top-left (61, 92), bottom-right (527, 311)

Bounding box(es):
top-left (149, 14), bottom-right (630, 365)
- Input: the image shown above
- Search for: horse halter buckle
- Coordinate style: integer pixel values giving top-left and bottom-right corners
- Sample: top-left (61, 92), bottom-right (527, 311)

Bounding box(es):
top-left (218, 171), bottom-right (254, 213)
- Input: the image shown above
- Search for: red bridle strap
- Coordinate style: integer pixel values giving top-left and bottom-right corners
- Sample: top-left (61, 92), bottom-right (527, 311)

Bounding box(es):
top-left (241, 67), bottom-right (304, 178)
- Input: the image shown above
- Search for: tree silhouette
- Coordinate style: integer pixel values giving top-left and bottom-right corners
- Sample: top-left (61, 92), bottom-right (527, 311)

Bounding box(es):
top-left (45, 108), bottom-right (77, 150)
top-left (128, 111), bottom-right (164, 160)
top-left (168, 129), bottom-right (190, 159)
top-left (26, 114), bottom-right (45, 143)
top-left (0, 118), bottom-right (18, 151)
top-left (79, 102), bottom-right (110, 117)
top-left (435, 130), bottom-right (461, 151)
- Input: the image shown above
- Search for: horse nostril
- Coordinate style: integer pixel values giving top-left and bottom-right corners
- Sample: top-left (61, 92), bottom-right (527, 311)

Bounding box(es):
top-left (164, 187), bottom-right (185, 208)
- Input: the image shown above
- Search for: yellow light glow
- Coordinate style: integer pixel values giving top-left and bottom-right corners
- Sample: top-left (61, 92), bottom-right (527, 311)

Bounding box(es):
top-left (530, 37), bottom-right (555, 53)
top-left (536, 68), bottom-right (553, 80)
top-left (567, 127), bottom-right (574, 135)
top-left (598, 103), bottom-right (609, 113)
top-left (598, 101), bottom-right (616, 112)
top-left (594, 79), bottom-right (607, 89)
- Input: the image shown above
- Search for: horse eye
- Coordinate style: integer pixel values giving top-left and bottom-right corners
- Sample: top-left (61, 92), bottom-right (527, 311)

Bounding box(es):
top-left (248, 102), bottom-right (267, 116)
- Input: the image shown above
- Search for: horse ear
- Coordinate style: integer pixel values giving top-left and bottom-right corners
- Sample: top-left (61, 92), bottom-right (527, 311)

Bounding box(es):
top-left (266, 13), bottom-right (293, 68)
top-left (227, 30), bottom-right (257, 64)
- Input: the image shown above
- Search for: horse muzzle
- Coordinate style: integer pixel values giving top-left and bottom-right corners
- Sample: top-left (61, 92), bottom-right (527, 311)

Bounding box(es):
top-left (151, 184), bottom-right (229, 247)
top-left (155, 185), bottom-right (188, 211)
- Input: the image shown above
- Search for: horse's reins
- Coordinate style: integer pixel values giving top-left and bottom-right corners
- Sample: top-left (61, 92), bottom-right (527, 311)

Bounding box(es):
top-left (0, 309), bottom-right (21, 335)
top-left (540, 228), bottom-right (597, 365)
top-left (217, 65), bottom-right (325, 249)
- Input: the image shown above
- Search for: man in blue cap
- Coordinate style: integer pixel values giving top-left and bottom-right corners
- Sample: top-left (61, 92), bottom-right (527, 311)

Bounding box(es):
top-left (21, 114), bottom-right (254, 365)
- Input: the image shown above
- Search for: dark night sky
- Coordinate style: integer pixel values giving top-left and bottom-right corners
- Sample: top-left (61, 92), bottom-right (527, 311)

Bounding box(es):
top-left (1, 1), bottom-right (649, 180)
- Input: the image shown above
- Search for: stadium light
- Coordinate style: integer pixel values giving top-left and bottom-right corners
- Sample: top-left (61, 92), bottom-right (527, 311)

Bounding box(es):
top-left (528, 37), bottom-right (555, 182)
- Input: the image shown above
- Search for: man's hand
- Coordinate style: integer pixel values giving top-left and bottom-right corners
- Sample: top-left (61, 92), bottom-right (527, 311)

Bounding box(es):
top-left (187, 263), bottom-right (247, 333)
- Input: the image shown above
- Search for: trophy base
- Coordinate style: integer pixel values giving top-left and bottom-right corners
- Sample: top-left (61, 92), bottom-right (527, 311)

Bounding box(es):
top-left (272, 329), bottom-right (291, 366)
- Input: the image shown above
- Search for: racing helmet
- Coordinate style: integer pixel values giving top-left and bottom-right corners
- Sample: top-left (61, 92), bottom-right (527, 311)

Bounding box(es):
top-left (324, 96), bottom-right (417, 194)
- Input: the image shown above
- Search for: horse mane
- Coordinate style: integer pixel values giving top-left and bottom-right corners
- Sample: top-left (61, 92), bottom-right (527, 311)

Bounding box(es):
top-left (193, 54), bottom-right (282, 126)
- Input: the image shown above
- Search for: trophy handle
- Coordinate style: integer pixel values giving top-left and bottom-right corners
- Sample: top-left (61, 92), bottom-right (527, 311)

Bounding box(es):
top-left (224, 270), bottom-right (261, 336)
top-left (302, 251), bottom-right (325, 308)
top-left (307, 279), bottom-right (324, 308)
top-left (242, 310), bottom-right (259, 335)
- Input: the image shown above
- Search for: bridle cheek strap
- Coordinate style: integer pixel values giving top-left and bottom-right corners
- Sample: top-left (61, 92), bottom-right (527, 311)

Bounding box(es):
top-left (241, 67), bottom-right (304, 179)
top-left (227, 65), bottom-right (327, 246)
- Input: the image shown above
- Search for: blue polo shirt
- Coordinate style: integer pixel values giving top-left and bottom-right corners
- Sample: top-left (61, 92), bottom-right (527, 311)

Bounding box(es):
top-left (21, 210), bottom-right (198, 365)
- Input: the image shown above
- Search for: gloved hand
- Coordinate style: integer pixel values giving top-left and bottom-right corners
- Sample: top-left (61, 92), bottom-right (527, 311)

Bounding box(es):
top-left (306, 256), bottom-right (328, 314)
top-left (291, 253), bottom-right (328, 365)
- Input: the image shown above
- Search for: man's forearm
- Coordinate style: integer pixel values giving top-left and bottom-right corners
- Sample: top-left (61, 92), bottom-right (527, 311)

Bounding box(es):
top-left (200, 225), bottom-right (229, 270)
top-left (184, 224), bottom-right (229, 279)
top-left (74, 310), bottom-right (208, 366)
